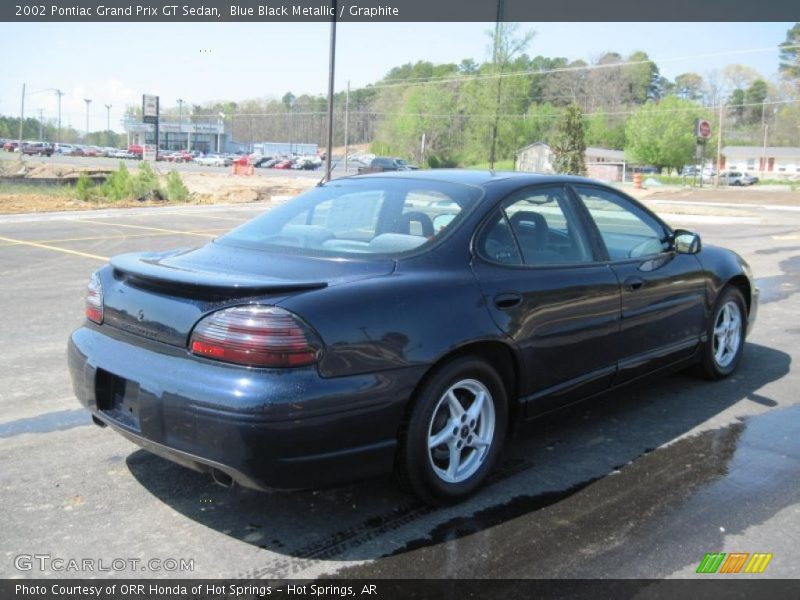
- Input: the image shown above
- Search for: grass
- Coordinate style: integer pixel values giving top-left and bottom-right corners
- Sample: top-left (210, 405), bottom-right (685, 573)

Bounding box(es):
top-left (0, 181), bottom-right (73, 197)
top-left (465, 159), bottom-right (516, 171)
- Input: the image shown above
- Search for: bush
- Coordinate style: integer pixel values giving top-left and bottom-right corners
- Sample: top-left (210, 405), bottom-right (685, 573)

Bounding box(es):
top-left (130, 161), bottom-right (162, 200)
top-left (165, 171), bottom-right (189, 202)
top-left (101, 162), bottom-right (132, 201)
top-left (75, 173), bottom-right (95, 201)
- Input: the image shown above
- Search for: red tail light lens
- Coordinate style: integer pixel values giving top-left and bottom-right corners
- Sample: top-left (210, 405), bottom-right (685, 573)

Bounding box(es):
top-left (85, 272), bottom-right (103, 324)
top-left (190, 305), bottom-right (321, 368)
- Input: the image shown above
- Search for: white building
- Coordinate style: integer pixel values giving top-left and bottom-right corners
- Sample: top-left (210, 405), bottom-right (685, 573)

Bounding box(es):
top-left (515, 143), bottom-right (627, 182)
top-left (721, 146), bottom-right (800, 178)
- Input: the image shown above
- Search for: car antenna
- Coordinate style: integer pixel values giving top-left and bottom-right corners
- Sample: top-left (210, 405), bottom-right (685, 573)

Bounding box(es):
top-left (316, 157), bottom-right (342, 186)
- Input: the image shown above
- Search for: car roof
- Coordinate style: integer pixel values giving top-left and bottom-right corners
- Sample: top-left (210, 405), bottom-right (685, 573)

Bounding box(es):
top-left (344, 168), bottom-right (605, 188)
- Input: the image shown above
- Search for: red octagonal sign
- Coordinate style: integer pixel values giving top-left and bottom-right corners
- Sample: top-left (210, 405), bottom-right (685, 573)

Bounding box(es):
top-left (695, 118), bottom-right (712, 139)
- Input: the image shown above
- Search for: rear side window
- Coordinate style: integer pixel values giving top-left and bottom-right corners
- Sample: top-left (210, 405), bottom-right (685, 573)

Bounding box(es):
top-left (219, 179), bottom-right (482, 257)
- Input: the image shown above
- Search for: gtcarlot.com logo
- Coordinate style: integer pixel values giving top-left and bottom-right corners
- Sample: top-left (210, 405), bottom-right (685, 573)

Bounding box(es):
top-left (14, 554), bottom-right (194, 573)
top-left (696, 552), bottom-right (773, 574)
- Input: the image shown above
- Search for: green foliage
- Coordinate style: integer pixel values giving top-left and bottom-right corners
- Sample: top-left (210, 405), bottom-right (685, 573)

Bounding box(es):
top-left (129, 161), bottom-right (162, 200)
top-left (552, 103), bottom-right (587, 175)
top-left (101, 162), bottom-right (132, 201)
top-left (624, 96), bottom-right (709, 172)
top-left (779, 23), bottom-right (800, 89)
top-left (165, 171), bottom-right (189, 202)
top-left (74, 173), bottom-right (95, 201)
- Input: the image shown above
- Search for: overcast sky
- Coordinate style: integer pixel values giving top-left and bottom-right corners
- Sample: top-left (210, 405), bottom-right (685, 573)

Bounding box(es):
top-left (0, 21), bottom-right (792, 132)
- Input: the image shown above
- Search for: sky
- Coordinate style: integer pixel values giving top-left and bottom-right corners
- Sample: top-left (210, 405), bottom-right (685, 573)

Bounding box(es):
top-left (0, 21), bottom-right (793, 132)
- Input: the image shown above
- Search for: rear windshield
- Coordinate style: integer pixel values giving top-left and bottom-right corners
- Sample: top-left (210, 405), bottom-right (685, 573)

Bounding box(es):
top-left (217, 178), bottom-right (482, 257)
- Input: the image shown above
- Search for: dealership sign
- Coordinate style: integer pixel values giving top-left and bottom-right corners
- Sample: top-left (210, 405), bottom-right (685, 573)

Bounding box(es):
top-left (142, 95), bottom-right (159, 125)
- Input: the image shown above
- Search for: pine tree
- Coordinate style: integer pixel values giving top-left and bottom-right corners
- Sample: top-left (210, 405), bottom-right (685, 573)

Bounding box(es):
top-left (552, 103), bottom-right (586, 175)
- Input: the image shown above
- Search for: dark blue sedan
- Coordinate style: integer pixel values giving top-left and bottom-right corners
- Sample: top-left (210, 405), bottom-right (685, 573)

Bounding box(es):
top-left (68, 170), bottom-right (758, 504)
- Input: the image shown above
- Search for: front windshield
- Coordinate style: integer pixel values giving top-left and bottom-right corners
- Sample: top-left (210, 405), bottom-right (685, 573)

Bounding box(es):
top-left (217, 178), bottom-right (482, 257)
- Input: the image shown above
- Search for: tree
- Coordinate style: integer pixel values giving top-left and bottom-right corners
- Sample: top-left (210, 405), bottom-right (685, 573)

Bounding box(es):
top-left (674, 73), bottom-right (704, 101)
top-left (745, 80), bottom-right (769, 123)
top-left (722, 64), bottom-right (760, 92)
top-left (778, 22), bottom-right (800, 91)
top-left (486, 22), bottom-right (535, 167)
top-left (551, 103), bottom-right (586, 175)
top-left (624, 96), bottom-right (707, 172)
top-left (728, 88), bottom-right (746, 122)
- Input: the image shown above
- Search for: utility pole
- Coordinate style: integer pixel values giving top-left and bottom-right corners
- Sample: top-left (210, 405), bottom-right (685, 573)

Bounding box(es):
top-left (105, 104), bottom-right (112, 132)
top-left (715, 102), bottom-right (724, 187)
top-left (324, 0), bottom-right (337, 182)
top-left (38, 109), bottom-right (44, 140)
top-left (343, 80), bottom-right (350, 173)
top-left (55, 89), bottom-right (64, 145)
top-left (18, 83), bottom-right (25, 154)
top-left (83, 98), bottom-right (92, 141)
top-left (488, 0), bottom-right (504, 170)
top-left (177, 98), bottom-right (184, 150)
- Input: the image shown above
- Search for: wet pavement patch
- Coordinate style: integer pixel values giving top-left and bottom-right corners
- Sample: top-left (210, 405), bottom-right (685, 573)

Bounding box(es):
top-left (0, 408), bottom-right (90, 438)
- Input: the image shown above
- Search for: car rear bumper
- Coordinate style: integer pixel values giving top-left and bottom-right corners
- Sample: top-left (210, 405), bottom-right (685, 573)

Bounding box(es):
top-left (68, 326), bottom-right (425, 490)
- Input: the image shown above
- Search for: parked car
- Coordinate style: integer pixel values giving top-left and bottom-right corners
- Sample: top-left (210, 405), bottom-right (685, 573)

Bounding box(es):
top-left (21, 142), bottom-right (54, 156)
top-left (273, 159), bottom-right (294, 169)
top-left (719, 171), bottom-right (758, 186)
top-left (127, 145), bottom-right (144, 159)
top-left (259, 158), bottom-right (281, 169)
top-left (195, 154), bottom-right (232, 167)
top-left (68, 171), bottom-right (758, 505)
top-left (3, 141), bottom-right (19, 152)
top-left (357, 156), bottom-right (418, 174)
top-left (55, 143), bottom-right (76, 155)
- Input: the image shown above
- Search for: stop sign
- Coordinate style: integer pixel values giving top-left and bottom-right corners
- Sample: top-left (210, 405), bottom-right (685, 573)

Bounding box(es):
top-left (695, 118), bottom-right (712, 139)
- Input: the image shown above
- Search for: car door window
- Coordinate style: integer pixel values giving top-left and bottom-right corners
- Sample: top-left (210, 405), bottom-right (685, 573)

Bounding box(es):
top-left (478, 186), bottom-right (592, 266)
top-left (574, 186), bottom-right (668, 261)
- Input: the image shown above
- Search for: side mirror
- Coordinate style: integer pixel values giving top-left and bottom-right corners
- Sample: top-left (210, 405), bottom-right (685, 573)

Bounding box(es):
top-left (673, 229), bottom-right (702, 254)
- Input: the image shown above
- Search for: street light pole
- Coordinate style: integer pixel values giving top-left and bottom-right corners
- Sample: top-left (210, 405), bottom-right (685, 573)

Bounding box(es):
top-left (344, 80), bottom-right (350, 173)
top-left (56, 90), bottom-right (64, 145)
top-left (84, 98), bottom-right (92, 141)
top-left (324, 0), bottom-right (337, 182)
top-left (18, 83), bottom-right (26, 154)
top-left (105, 104), bottom-right (112, 131)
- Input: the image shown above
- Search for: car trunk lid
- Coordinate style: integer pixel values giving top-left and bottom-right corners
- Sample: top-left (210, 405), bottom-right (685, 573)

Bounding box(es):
top-left (102, 243), bottom-right (394, 347)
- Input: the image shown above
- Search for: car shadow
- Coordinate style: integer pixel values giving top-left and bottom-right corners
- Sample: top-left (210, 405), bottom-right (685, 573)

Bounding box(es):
top-left (126, 342), bottom-right (791, 575)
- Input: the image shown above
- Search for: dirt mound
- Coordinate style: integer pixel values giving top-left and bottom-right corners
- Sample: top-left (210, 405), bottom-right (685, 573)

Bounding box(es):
top-left (180, 172), bottom-right (314, 204)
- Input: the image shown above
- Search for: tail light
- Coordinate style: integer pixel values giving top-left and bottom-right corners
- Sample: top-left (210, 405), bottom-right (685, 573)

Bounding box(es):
top-left (190, 305), bottom-right (321, 368)
top-left (85, 272), bottom-right (103, 324)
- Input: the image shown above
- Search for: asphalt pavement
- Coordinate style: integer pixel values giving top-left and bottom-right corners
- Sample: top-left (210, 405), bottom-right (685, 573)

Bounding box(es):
top-left (0, 197), bottom-right (798, 579)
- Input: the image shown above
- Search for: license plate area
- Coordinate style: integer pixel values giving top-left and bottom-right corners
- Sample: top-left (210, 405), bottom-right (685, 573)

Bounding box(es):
top-left (96, 369), bottom-right (141, 431)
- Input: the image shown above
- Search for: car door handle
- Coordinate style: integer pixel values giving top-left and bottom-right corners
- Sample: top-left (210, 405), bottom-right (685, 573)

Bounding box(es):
top-left (625, 277), bottom-right (645, 291)
top-left (493, 292), bottom-right (523, 310)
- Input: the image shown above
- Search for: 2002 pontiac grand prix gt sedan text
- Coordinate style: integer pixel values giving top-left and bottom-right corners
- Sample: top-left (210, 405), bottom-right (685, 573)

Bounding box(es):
top-left (68, 170), bottom-right (758, 504)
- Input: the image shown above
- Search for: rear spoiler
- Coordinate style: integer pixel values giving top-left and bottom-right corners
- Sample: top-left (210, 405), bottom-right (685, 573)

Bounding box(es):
top-left (110, 252), bottom-right (328, 294)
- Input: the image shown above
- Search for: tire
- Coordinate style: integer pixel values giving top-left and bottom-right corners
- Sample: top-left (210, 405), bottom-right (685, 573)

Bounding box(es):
top-left (396, 357), bottom-right (508, 505)
top-left (698, 286), bottom-right (747, 380)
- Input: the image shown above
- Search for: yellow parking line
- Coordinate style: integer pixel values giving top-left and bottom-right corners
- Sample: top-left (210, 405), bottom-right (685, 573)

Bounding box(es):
top-left (0, 235), bottom-right (107, 261)
top-left (0, 229), bottom-right (227, 248)
top-left (72, 219), bottom-right (221, 237)
top-left (772, 233), bottom-right (800, 241)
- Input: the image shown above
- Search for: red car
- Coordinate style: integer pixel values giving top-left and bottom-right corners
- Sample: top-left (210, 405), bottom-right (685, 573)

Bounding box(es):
top-left (273, 159), bottom-right (294, 169)
top-left (3, 141), bottom-right (19, 152)
top-left (127, 145), bottom-right (144, 158)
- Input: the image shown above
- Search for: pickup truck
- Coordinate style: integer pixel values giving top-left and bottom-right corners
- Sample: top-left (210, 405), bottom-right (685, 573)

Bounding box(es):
top-left (357, 156), bottom-right (418, 174)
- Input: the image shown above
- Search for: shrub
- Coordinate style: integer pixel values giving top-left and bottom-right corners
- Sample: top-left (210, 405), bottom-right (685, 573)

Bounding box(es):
top-left (129, 161), bottom-right (162, 200)
top-left (101, 162), bottom-right (132, 201)
top-left (165, 171), bottom-right (189, 202)
top-left (75, 173), bottom-right (95, 201)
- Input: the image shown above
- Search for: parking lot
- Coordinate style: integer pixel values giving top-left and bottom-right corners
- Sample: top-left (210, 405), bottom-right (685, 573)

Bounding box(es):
top-left (0, 194), bottom-right (799, 579)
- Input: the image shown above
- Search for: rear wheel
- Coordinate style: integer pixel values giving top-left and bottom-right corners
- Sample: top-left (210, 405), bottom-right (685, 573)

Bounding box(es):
top-left (698, 286), bottom-right (746, 380)
top-left (396, 357), bottom-right (508, 505)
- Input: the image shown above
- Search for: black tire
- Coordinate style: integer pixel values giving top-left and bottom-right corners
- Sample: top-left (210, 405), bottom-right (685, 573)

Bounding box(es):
top-left (698, 286), bottom-right (747, 380)
top-left (396, 357), bottom-right (508, 505)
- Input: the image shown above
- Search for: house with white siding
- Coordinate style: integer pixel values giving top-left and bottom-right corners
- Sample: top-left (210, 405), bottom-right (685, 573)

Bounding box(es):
top-left (721, 146), bottom-right (800, 178)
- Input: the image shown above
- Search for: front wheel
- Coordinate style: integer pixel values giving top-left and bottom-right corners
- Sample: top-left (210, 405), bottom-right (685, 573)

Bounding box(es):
top-left (396, 357), bottom-right (508, 505)
top-left (698, 286), bottom-right (747, 380)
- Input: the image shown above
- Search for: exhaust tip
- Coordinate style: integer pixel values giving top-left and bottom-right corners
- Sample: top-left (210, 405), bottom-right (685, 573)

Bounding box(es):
top-left (211, 468), bottom-right (234, 488)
